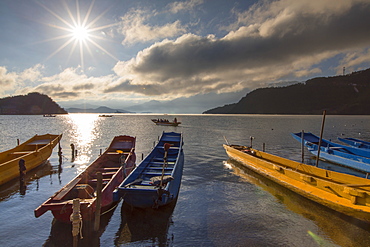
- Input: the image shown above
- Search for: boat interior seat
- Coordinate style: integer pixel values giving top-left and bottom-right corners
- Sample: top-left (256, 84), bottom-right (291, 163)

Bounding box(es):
top-left (54, 178), bottom-right (82, 200)
top-left (64, 184), bottom-right (95, 200)
top-left (10, 151), bottom-right (34, 155)
top-left (142, 172), bottom-right (172, 177)
top-left (147, 167), bottom-right (173, 170)
top-left (88, 178), bottom-right (111, 184)
top-left (97, 167), bottom-right (120, 171)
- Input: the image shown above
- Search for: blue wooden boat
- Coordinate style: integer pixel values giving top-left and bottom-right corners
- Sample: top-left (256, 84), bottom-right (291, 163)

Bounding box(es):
top-left (113, 132), bottom-right (184, 208)
top-left (338, 137), bottom-right (370, 149)
top-left (292, 132), bottom-right (370, 174)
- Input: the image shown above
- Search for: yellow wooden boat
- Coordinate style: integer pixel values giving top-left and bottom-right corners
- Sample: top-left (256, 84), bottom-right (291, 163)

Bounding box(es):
top-left (224, 144), bottom-right (370, 222)
top-left (0, 134), bottom-right (62, 185)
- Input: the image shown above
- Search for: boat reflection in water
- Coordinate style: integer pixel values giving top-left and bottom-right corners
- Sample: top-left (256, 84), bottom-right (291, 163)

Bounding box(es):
top-left (115, 201), bottom-right (176, 246)
top-left (43, 203), bottom-right (117, 247)
top-left (224, 159), bottom-right (370, 247)
top-left (0, 161), bottom-right (60, 200)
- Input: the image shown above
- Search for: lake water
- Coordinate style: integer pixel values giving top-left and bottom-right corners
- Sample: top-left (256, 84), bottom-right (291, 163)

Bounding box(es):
top-left (0, 114), bottom-right (370, 247)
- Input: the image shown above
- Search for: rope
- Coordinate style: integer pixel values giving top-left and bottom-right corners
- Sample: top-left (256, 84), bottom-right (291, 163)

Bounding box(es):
top-left (101, 202), bottom-right (119, 216)
top-left (70, 199), bottom-right (83, 239)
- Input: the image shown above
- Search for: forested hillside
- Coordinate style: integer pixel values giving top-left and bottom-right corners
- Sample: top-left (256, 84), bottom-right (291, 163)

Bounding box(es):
top-left (204, 68), bottom-right (370, 114)
top-left (0, 92), bottom-right (67, 115)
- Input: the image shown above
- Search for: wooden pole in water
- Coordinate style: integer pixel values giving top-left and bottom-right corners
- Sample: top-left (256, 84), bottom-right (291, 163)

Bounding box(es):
top-left (315, 111), bottom-right (326, 167)
top-left (70, 144), bottom-right (75, 161)
top-left (301, 130), bottom-right (305, 164)
top-left (94, 172), bottom-right (102, 231)
top-left (19, 159), bottom-right (26, 182)
top-left (70, 199), bottom-right (82, 247)
top-left (250, 136), bottom-right (254, 148)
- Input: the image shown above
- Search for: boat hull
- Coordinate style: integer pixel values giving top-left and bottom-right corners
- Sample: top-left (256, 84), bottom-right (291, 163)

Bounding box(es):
top-left (151, 119), bottom-right (181, 126)
top-left (114, 132), bottom-right (184, 208)
top-left (338, 137), bottom-right (370, 149)
top-left (292, 132), bottom-right (370, 174)
top-left (121, 153), bottom-right (184, 208)
top-left (224, 144), bottom-right (370, 222)
top-left (0, 134), bottom-right (62, 185)
top-left (34, 135), bottom-right (136, 222)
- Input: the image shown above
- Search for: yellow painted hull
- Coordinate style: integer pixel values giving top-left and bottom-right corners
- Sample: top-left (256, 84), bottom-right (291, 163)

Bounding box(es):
top-left (0, 134), bottom-right (62, 185)
top-left (224, 144), bottom-right (370, 222)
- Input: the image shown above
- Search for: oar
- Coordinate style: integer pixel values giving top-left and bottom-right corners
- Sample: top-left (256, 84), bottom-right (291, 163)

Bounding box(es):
top-left (160, 143), bottom-right (172, 188)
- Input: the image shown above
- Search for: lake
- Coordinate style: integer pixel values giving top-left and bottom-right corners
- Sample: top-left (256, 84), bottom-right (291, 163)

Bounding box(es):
top-left (0, 114), bottom-right (370, 247)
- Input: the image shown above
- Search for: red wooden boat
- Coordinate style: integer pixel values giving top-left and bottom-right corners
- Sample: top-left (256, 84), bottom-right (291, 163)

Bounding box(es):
top-left (34, 135), bottom-right (136, 223)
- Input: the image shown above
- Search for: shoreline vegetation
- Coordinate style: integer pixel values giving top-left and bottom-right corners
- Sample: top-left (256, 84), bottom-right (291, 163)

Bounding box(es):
top-left (204, 68), bottom-right (370, 115)
top-left (0, 92), bottom-right (67, 115)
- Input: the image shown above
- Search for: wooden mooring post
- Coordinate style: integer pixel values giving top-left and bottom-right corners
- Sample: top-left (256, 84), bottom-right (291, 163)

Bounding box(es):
top-left (315, 110), bottom-right (326, 167)
top-left (301, 130), bottom-right (305, 164)
top-left (70, 199), bottom-right (82, 247)
top-left (19, 159), bottom-right (26, 182)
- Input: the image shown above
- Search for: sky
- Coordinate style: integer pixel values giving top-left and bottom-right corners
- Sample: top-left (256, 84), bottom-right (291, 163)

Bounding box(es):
top-left (0, 0), bottom-right (370, 113)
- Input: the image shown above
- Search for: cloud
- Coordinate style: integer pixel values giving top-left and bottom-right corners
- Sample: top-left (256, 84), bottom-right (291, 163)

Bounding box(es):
top-left (4, 0), bottom-right (370, 111)
top-left (0, 67), bottom-right (18, 93)
top-left (19, 64), bottom-right (44, 82)
top-left (119, 9), bottom-right (186, 45)
top-left (14, 67), bottom-right (116, 101)
top-left (107, 0), bottom-right (370, 99)
top-left (0, 64), bottom-right (44, 95)
top-left (167, 0), bottom-right (204, 14)
top-left (338, 48), bottom-right (370, 72)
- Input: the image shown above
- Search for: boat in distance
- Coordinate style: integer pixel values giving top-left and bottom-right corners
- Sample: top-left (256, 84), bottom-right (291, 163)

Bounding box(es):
top-left (338, 137), bottom-right (370, 150)
top-left (151, 118), bottom-right (181, 126)
top-left (113, 132), bottom-right (184, 208)
top-left (223, 144), bottom-right (370, 222)
top-left (34, 135), bottom-right (136, 222)
top-left (0, 133), bottom-right (62, 185)
top-left (292, 132), bottom-right (370, 174)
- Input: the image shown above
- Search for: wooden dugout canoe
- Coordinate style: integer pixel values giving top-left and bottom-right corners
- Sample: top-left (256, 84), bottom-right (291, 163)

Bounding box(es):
top-left (292, 132), bottom-right (370, 174)
top-left (338, 137), bottom-right (370, 150)
top-left (34, 135), bottom-right (136, 223)
top-left (0, 134), bottom-right (62, 185)
top-left (223, 144), bottom-right (370, 222)
top-left (113, 132), bottom-right (184, 208)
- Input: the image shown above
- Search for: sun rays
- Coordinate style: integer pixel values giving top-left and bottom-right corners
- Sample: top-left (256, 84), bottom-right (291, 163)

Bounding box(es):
top-left (37, 0), bottom-right (119, 70)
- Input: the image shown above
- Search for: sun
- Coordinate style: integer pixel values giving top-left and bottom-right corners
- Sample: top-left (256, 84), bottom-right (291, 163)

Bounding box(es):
top-left (37, 0), bottom-right (119, 69)
top-left (72, 25), bottom-right (89, 41)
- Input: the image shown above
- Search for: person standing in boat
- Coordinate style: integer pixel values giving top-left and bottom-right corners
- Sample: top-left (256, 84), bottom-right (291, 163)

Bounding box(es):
top-left (174, 118), bottom-right (177, 123)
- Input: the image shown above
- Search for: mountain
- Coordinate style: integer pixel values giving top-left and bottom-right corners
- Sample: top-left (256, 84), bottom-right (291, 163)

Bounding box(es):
top-left (66, 106), bottom-right (131, 113)
top-left (0, 92), bottom-right (67, 115)
top-left (204, 68), bottom-right (370, 115)
top-left (125, 100), bottom-right (163, 113)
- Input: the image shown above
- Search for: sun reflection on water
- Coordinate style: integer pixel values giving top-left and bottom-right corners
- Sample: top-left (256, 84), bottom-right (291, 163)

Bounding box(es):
top-left (66, 114), bottom-right (101, 172)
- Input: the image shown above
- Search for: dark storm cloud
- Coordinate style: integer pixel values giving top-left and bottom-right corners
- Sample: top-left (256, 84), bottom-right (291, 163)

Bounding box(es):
top-left (111, 0), bottom-right (370, 97)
